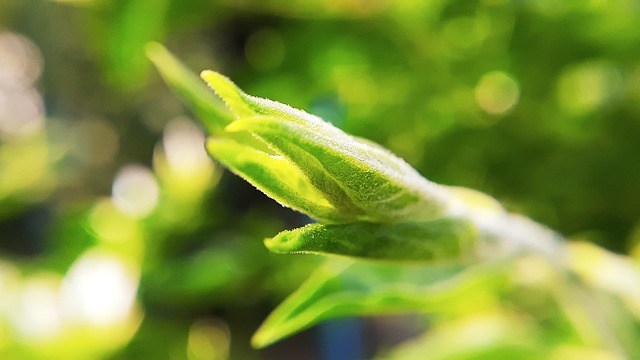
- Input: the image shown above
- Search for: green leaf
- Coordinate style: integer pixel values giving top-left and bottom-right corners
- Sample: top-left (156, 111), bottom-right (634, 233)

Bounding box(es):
top-left (146, 43), bottom-right (233, 134)
top-left (265, 218), bottom-right (477, 262)
top-left (205, 137), bottom-right (345, 222)
top-left (225, 116), bottom-right (451, 223)
top-left (201, 70), bottom-right (336, 126)
top-left (200, 71), bottom-right (453, 224)
top-left (251, 260), bottom-right (503, 348)
top-left (196, 70), bottom-right (566, 262)
top-left (155, 66), bottom-right (564, 263)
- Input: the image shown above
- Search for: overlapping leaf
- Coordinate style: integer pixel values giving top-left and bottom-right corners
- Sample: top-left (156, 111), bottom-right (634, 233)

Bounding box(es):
top-left (146, 45), bottom-right (575, 352)
top-left (206, 137), bottom-right (344, 222)
top-left (146, 43), bottom-right (233, 134)
top-left (149, 46), bottom-right (519, 264)
top-left (251, 259), bottom-right (504, 348)
top-left (200, 71), bottom-right (455, 223)
top-left (265, 218), bottom-right (477, 262)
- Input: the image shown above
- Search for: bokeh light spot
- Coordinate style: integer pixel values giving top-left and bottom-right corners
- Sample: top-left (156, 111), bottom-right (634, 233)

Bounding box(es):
top-left (187, 318), bottom-right (230, 360)
top-left (0, 85), bottom-right (44, 139)
top-left (163, 117), bottom-right (211, 176)
top-left (0, 261), bottom-right (21, 315)
top-left (475, 71), bottom-right (520, 115)
top-left (0, 31), bottom-right (45, 140)
top-left (112, 165), bottom-right (159, 218)
top-left (0, 32), bottom-right (43, 88)
top-left (556, 60), bottom-right (623, 116)
top-left (88, 198), bottom-right (140, 244)
top-left (11, 275), bottom-right (62, 341)
top-left (60, 250), bottom-right (138, 327)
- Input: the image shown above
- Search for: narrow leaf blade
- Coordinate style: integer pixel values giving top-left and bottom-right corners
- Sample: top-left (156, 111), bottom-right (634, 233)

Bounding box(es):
top-left (252, 260), bottom-right (502, 348)
top-left (146, 43), bottom-right (233, 134)
top-left (265, 219), bottom-right (477, 262)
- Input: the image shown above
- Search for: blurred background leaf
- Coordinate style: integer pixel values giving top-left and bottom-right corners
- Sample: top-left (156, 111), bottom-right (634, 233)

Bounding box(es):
top-left (1, 0), bottom-right (640, 358)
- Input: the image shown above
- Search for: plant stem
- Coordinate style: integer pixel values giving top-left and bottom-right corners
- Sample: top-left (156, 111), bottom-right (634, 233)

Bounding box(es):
top-left (472, 210), bottom-right (628, 358)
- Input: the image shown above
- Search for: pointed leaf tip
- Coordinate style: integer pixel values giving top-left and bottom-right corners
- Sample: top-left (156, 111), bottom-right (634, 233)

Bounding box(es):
top-left (251, 260), bottom-right (493, 348)
top-left (200, 70), bottom-right (255, 117)
top-left (146, 44), bottom-right (233, 133)
top-left (144, 41), bottom-right (164, 60)
top-left (266, 220), bottom-right (477, 262)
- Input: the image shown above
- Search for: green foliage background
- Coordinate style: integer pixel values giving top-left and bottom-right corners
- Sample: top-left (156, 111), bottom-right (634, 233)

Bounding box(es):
top-left (1, 0), bottom-right (640, 359)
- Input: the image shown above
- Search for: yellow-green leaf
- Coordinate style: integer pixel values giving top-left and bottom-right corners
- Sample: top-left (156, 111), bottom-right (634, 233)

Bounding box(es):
top-left (265, 219), bottom-right (477, 262)
top-left (146, 43), bottom-right (233, 134)
top-left (206, 137), bottom-right (345, 222)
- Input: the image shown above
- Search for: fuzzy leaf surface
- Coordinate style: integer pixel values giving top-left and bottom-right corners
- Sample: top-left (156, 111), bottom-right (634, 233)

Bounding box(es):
top-left (265, 219), bottom-right (477, 262)
top-left (206, 137), bottom-right (345, 222)
top-left (200, 71), bottom-right (453, 224)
